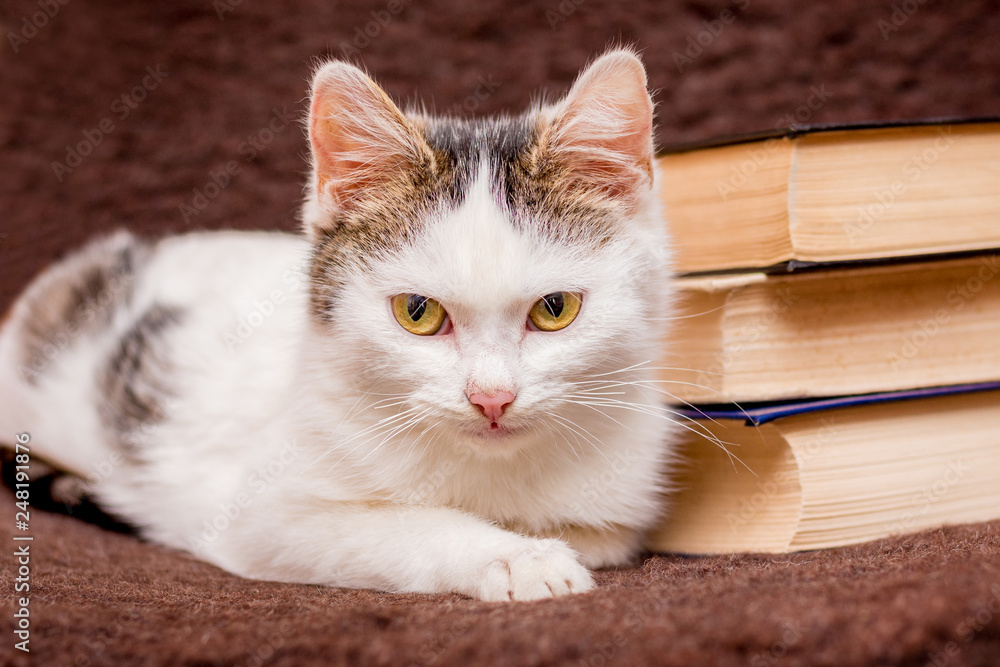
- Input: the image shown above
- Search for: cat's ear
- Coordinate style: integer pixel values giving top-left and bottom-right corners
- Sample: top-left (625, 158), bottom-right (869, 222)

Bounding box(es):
top-left (539, 49), bottom-right (655, 203)
top-left (308, 61), bottom-right (432, 220)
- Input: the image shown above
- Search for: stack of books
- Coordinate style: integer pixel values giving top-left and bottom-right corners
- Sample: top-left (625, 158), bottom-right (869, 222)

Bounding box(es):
top-left (648, 120), bottom-right (1000, 554)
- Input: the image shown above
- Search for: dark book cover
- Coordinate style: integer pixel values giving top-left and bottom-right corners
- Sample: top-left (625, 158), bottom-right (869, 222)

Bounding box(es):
top-left (676, 381), bottom-right (1000, 426)
top-left (656, 116), bottom-right (1000, 156)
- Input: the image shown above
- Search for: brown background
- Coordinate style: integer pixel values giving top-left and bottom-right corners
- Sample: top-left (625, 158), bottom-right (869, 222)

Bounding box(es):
top-left (2, 0), bottom-right (1000, 664)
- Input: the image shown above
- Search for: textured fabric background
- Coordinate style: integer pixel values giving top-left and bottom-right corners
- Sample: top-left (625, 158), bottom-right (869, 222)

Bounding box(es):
top-left (2, 0), bottom-right (1000, 664)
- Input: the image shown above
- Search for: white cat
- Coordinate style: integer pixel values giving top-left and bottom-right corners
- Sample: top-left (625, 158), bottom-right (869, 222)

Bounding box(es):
top-left (0, 49), bottom-right (676, 601)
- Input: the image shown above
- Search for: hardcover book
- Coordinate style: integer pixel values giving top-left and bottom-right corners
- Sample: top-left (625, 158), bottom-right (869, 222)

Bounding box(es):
top-left (650, 383), bottom-right (1000, 554)
top-left (659, 253), bottom-right (1000, 403)
top-left (656, 120), bottom-right (1000, 273)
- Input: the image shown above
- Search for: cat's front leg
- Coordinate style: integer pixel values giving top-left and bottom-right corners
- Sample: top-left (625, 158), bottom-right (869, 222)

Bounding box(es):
top-left (217, 503), bottom-right (594, 602)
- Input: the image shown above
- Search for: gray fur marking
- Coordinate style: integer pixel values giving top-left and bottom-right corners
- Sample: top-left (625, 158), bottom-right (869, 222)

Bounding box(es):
top-left (311, 111), bottom-right (618, 323)
top-left (99, 304), bottom-right (183, 455)
top-left (18, 233), bottom-right (150, 384)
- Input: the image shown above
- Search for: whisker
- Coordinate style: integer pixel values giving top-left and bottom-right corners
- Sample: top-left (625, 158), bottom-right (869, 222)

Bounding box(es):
top-left (567, 378), bottom-right (752, 432)
top-left (544, 411), bottom-right (612, 466)
top-left (563, 399), bottom-right (631, 430)
top-left (361, 407), bottom-right (433, 462)
top-left (307, 405), bottom-right (424, 473)
top-left (564, 395), bottom-right (753, 475)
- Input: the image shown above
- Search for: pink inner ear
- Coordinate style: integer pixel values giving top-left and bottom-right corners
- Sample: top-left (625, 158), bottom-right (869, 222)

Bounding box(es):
top-left (310, 116), bottom-right (381, 208)
top-left (309, 83), bottom-right (373, 208)
top-left (547, 52), bottom-right (655, 199)
top-left (308, 63), bottom-right (424, 211)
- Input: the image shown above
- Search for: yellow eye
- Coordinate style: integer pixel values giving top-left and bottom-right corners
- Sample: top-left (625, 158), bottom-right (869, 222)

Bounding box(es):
top-left (529, 292), bottom-right (582, 332)
top-left (391, 294), bottom-right (447, 335)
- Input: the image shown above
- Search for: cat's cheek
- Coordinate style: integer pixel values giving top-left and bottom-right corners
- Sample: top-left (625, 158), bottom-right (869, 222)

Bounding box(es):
top-left (388, 338), bottom-right (462, 402)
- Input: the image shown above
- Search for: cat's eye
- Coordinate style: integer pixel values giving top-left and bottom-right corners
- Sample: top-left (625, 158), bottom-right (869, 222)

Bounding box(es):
top-left (391, 294), bottom-right (448, 336)
top-left (528, 292), bottom-right (582, 332)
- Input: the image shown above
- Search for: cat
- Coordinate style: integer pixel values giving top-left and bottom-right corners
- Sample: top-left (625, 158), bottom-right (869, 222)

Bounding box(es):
top-left (0, 48), bottom-right (676, 601)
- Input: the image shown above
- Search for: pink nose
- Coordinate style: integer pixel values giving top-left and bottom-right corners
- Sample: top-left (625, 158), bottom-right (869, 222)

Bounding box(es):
top-left (468, 390), bottom-right (516, 423)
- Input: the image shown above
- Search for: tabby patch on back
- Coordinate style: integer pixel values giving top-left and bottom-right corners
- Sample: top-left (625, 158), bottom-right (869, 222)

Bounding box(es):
top-left (0, 48), bottom-right (677, 601)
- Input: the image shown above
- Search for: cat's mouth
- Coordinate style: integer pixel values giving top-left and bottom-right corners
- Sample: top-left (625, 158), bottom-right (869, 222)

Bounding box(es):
top-left (472, 421), bottom-right (521, 440)
top-left (479, 423), bottom-right (509, 437)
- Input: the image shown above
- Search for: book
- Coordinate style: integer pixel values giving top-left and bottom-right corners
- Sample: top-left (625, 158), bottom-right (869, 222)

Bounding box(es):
top-left (656, 120), bottom-right (1000, 274)
top-left (649, 384), bottom-right (1000, 554)
top-left (659, 253), bottom-right (1000, 403)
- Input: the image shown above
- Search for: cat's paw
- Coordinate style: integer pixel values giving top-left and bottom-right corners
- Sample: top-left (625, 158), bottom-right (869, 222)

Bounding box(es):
top-left (476, 538), bottom-right (594, 602)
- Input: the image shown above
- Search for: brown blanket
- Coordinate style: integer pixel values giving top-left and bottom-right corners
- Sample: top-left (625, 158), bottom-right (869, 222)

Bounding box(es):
top-left (2, 0), bottom-right (1000, 664)
top-left (3, 488), bottom-right (1000, 666)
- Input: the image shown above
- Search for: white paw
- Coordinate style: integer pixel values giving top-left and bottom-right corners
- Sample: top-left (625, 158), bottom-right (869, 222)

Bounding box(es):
top-left (476, 538), bottom-right (594, 602)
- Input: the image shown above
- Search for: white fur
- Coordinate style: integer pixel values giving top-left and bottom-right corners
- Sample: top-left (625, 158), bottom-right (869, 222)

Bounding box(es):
top-left (0, 51), bottom-right (676, 602)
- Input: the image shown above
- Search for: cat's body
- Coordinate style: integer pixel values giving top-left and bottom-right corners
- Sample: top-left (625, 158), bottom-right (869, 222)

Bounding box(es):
top-left (0, 50), bottom-right (676, 601)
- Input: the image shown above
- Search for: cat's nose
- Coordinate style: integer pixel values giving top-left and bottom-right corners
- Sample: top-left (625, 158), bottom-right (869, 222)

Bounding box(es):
top-left (468, 390), bottom-right (516, 423)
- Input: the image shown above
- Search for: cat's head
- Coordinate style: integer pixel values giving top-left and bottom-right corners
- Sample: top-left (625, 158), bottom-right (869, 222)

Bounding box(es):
top-left (301, 49), bottom-right (672, 459)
